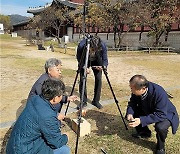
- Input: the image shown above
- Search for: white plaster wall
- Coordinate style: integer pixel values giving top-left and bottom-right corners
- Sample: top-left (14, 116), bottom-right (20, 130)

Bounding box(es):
top-left (67, 27), bottom-right (73, 42)
top-left (15, 30), bottom-right (45, 39)
top-left (72, 31), bottom-right (180, 50)
top-left (167, 31), bottom-right (180, 49)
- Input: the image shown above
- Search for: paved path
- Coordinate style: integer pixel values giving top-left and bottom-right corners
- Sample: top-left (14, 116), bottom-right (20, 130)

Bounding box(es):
top-left (0, 96), bottom-right (130, 129)
top-left (1, 85), bottom-right (180, 129)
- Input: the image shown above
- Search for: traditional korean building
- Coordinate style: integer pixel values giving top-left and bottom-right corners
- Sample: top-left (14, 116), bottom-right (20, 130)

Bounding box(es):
top-left (13, 0), bottom-right (180, 50)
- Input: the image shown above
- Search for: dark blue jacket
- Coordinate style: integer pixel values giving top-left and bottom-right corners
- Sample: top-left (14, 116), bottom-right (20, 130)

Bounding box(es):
top-left (6, 95), bottom-right (68, 154)
top-left (126, 82), bottom-right (179, 134)
top-left (76, 39), bottom-right (108, 68)
top-left (28, 73), bottom-right (67, 110)
top-left (28, 73), bottom-right (49, 98)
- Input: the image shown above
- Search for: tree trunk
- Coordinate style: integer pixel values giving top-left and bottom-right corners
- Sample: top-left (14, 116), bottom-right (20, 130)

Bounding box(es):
top-left (165, 31), bottom-right (169, 42)
top-left (95, 27), bottom-right (99, 35)
top-left (117, 31), bottom-right (121, 48)
top-left (155, 30), bottom-right (164, 46)
top-left (139, 26), bottom-right (144, 41)
top-left (165, 25), bottom-right (171, 42)
top-left (57, 26), bottom-right (61, 45)
top-left (113, 26), bottom-right (117, 48)
top-left (57, 37), bottom-right (61, 45)
top-left (117, 24), bottom-right (124, 48)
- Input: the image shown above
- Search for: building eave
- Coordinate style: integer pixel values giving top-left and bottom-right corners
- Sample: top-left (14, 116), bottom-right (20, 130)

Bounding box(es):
top-left (27, 3), bottom-right (52, 15)
top-left (54, 0), bottom-right (82, 9)
top-left (27, 0), bottom-right (82, 15)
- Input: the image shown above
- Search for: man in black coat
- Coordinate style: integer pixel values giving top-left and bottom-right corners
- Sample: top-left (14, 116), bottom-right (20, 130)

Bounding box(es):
top-left (76, 35), bottom-right (108, 109)
top-left (126, 75), bottom-right (179, 154)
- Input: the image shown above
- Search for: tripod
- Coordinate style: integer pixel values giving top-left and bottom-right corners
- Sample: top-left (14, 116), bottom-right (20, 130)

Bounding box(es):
top-left (64, 34), bottom-right (128, 154)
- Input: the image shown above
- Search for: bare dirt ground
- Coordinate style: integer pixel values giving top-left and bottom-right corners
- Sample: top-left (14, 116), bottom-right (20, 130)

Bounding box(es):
top-left (1, 38), bottom-right (180, 153)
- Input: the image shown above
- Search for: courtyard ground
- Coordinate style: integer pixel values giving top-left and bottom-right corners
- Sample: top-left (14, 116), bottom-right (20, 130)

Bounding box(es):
top-left (0, 35), bottom-right (180, 153)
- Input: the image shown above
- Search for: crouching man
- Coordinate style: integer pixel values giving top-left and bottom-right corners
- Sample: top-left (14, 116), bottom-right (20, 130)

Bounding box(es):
top-left (126, 75), bottom-right (179, 154)
top-left (6, 79), bottom-right (70, 154)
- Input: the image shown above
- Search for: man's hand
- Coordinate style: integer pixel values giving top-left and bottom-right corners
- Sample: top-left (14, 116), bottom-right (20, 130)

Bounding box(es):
top-left (126, 114), bottom-right (134, 121)
top-left (92, 66), bottom-right (102, 71)
top-left (67, 95), bottom-right (78, 102)
top-left (128, 118), bottom-right (141, 128)
top-left (76, 109), bottom-right (87, 117)
top-left (57, 113), bottom-right (65, 121)
top-left (86, 68), bottom-right (91, 74)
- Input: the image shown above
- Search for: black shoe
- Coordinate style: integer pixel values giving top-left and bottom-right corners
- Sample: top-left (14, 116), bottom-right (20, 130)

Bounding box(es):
top-left (76, 102), bottom-right (87, 110)
top-left (92, 102), bottom-right (103, 109)
top-left (132, 132), bottom-right (151, 139)
top-left (156, 149), bottom-right (165, 154)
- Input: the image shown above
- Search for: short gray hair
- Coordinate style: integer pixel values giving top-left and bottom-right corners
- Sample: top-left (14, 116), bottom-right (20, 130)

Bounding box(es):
top-left (44, 58), bottom-right (62, 73)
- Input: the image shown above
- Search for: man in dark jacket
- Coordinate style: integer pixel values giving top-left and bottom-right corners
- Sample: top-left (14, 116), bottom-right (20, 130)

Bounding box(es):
top-left (126, 75), bottom-right (179, 154)
top-left (76, 35), bottom-right (108, 109)
top-left (28, 58), bottom-right (77, 120)
top-left (6, 79), bottom-right (70, 154)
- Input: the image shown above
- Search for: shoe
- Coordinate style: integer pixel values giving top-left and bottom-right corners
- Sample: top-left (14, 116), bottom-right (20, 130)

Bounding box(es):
top-left (132, 132), bottom-right (151, 139)
top-left (92, 102), bottom-right (103, 109)
top-left (155, 149), bottom-right (165, 154)
top-left (76, 102), bottom-right (87, 110)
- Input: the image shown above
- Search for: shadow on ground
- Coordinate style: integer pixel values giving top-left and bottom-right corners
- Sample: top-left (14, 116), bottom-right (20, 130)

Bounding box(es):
top-left (84, 109), bottom-right (156, 153)
top-left (0, 99), bottom-right (27, 154)
top-left (16, 99), bottom-right (27, 119)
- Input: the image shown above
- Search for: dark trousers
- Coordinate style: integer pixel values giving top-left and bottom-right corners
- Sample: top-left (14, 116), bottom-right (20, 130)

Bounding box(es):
top-left (155, 119), bottom-right (171, 150)
top-left (79, 68), bottom-right (102, 103)
top-left (135, 120), bottom-right (170, 150)
top-left (134, 109), bottom-right (171, 150)
top-left (79, 70), bottom-right (88, 103)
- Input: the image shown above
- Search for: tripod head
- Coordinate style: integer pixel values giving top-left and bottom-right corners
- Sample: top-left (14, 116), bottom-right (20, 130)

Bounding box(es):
top-left (77, 34), bottom-right (106, 72)
top-left (84, 33), bottom-right (92, 39)
top-left (83, 34), bottom-right (102, 51)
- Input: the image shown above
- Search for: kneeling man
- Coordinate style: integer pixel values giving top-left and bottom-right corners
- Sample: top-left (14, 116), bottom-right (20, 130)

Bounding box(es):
top-left (126, 75), bottom-right (179, 154)
top-left (6, 79), bottom-right (70, 154)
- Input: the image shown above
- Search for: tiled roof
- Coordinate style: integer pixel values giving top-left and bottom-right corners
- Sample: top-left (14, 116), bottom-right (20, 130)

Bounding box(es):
top-left (13, 19), bottom-right (31, 26)
top-left (56, 0), bottom-right (82, 8)
top-left (27, 0), bottom-right (82, 15)
top-left (27, 3), bottom-right (51, 14)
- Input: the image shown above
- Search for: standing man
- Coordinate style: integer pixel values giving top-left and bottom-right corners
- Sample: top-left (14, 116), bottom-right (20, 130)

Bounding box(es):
top-left (6, 79), bottom-right (70, 154)
top-left (76, 35), bottom-right (108, 109)
top-left (126, 75), bottom-right (179, 154)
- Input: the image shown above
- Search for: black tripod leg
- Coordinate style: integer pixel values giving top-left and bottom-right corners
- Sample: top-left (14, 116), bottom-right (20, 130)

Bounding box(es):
top-left (65, 70), bottom-right (79, 116)
top-left (75, 69), bottom-right (88, 154)
top-left (103, 68), bottom-right (128, 130)
top-left (75, 75), bottom-right (86, 154)
top-left (75, 35), bottom-right (91, 154)
top-left (75, 68), bottom-right (88, 153)
top-left (75, 111), bottom-right (82, 154)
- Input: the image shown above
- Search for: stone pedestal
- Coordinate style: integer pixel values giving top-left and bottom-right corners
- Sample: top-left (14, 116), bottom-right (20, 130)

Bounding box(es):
top-left (72, 117), bottom-right (91, 137)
